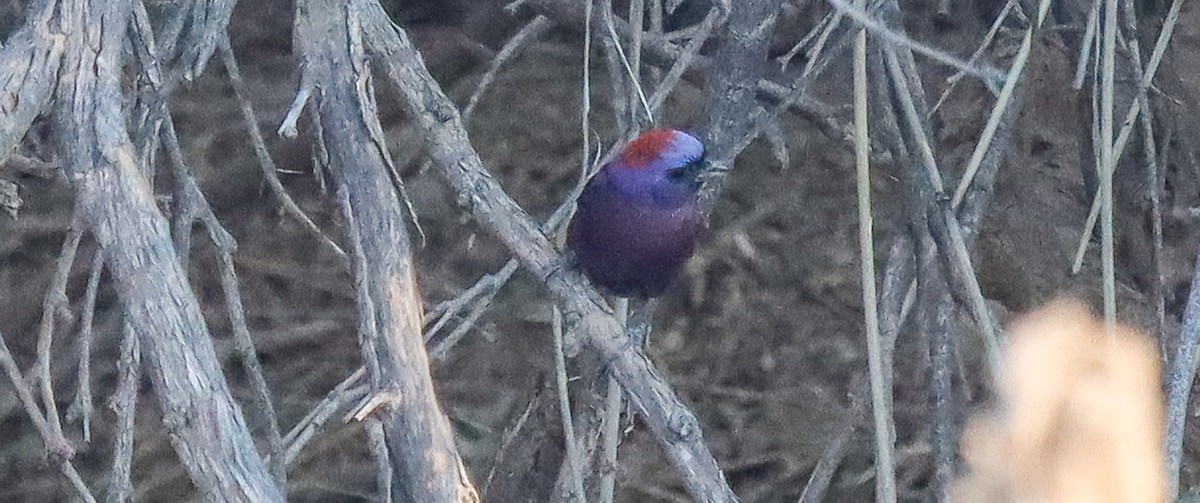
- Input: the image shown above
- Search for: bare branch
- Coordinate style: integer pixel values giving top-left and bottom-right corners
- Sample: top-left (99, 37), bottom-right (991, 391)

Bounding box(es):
top-left (54, 0), bottom-right (284, 499)
top-left (66, 249), bottom-right (104, 442)
top-left (0, 329), bottom-right (95, 502)
top-left (106, 323), bottom-right (140, 503)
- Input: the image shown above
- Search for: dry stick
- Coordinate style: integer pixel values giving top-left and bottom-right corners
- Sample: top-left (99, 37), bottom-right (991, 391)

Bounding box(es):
top-left (282, 368), bottom-right (369, 464)
top-left (729, 0), bottom-right (880, 176)
top-left (217, 36), bottom-right (349, 269)
top-left (1072, 0), bottom-right (1102, 89)
top-left (526, 0), bottom-right (846, 160)
top-left (359, 3), bottom-right (736, 500)
top-left (869, 39), bottom-right (962, 501)
top-left (554, 306), bottom-right (588, 502)
top-left (161, 116), bottom-right (287, 484)
top-left (796, 385), bottom-right (867, 503)
top-left (1118, 0), bottom-right (1166, 350)
top-left (948, 0), bottom-right (1045, 209)
top-left (599, 0), bottom-right (629, 133)
top-left (629, 0), bottom-right (645, 127)
top-left (648, 0), bottom-right (664, 83)
top-left (852, 11), bottom-right (897, 501)
top-left (463, 16), bottom-right (551, 120)
top-left (582, 0), bottom-right (595, 183)
top-left (107, 323), bottom-right (140, 503)
top-left (929, 0), bottom-right (1013, 114)
top-left (646, 8), bottom-right (719, 117)
top-left (297, 2), bottom-right (480, 501)
top-left (56, 0), bottom-right (285, 499)
top-left (778, 11), bottom-right (834, 71)
top-left (1100, 0), bottom-right (1118, 324)
top-left (825, 0), bottom-right (1005, 86)
top-left (598, 298), bottom-right (630, 503)
top-left (881, 48), bottom-right (1001, 374)
top-left (0, 329), bottom-right (96, 503)
top-left (33, 212), bottom-right (84, 444)
top-left (67, 250), bottom-right (104, 443)
top-left (602, 0), bottom-right (652, 123)
top-left (1070, 0), bottom-right (1187, 272)
top-left (482, 389), bottom-right (541, 495)
top-left (366, 420), bottom-right (394, 503)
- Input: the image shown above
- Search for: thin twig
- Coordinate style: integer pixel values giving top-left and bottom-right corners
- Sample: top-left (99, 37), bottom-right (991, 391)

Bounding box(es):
top-left (931, 0), bottom-right (1016, 114)
top-left (882, 47), bottom-right (1001, 373)
top-left (629, 0), bottom-right (645, 127)
top-left (67, 250), bottom-right (104, 443)
top-left (949, 0), bottom-right (1048, 208)
top-left (598, 298), bottom-right (630, 503)
top-left (1167, 238), bottom-right (1200, 497)
top-left (218, 36), bottom-right (349, 269)
top-left (0, 330), bottom-right (95, 503)
top-left (602, 0), bottom-right (652, 123)
top-left (463, 16), bottom-right (551, 120)
top-left (366, 419), bottom-right (394, 503)
top-left (826, 0), bottom-right (1005, 85)
top-left (33, 211), bottom-right (85, 442)
top-left (852, 11), bottom-right (896, 502)
top-left (106, 323), bottom-right (139, 503)
top-left (553, 306), bottom-right (587, 502)
top-left (646, 9), bottom-right (720, 117)
top-left (1100, 0), bottom-right (1118, 324)
top-left (282, 368), bottom-right (369, 465)
top-left (1118, 0), bottom-right (1166, 350)
top-left (1070, 0), bottom-right (1187, 273)
top-left (162, 114), bottom-right (287, 484)
top-left (1072, 0), bottom-right (1101, 89)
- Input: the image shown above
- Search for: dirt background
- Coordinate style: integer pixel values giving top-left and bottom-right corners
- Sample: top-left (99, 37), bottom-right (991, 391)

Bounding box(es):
top-left (4, 0), bottom-right (1200, 501)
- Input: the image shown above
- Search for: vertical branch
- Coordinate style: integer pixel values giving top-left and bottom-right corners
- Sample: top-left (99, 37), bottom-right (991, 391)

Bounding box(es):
top-left (67, 250), bottom-right (104, 443)
top-left (294, 1), bottom-right (480, 501)
top-left (33, 213), bottom-right (84, 441)
top-left (852, 11), bottom-right (897, 503)
top-left (598, 298), bottom-right (629, 503)
top-left (553, 307), bottom-right (587, 502)
top-left (1100, 0), bottom-right (1118, 324)
top-left (628, 0), bottom-right (645, 127)
top-left (106, 323), bottom-right (140, 503)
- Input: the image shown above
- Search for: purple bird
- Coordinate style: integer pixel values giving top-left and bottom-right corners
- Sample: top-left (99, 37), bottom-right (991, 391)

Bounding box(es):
top-left (567, 129), bottom-right (706, 298)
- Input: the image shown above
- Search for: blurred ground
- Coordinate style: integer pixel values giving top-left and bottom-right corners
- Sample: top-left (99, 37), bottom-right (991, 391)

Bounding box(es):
top-left (3, 0), bottom-right (1200, 501)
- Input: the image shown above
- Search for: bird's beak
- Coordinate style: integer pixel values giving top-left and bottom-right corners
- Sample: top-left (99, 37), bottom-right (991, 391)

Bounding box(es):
top-left (671, 157), bottom-right (707, 180)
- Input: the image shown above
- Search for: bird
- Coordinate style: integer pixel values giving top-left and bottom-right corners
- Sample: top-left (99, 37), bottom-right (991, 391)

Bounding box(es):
top-left (567, 129), bottom-right (707, 298)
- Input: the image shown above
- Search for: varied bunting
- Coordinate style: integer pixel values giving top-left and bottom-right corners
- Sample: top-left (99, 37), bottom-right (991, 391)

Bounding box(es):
top-left (567, 129), bottom-right (706, 298)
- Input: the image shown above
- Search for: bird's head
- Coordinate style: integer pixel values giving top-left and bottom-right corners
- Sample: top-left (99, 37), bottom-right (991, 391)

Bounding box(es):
top-left (603, 129), bottom-right (706, 205)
